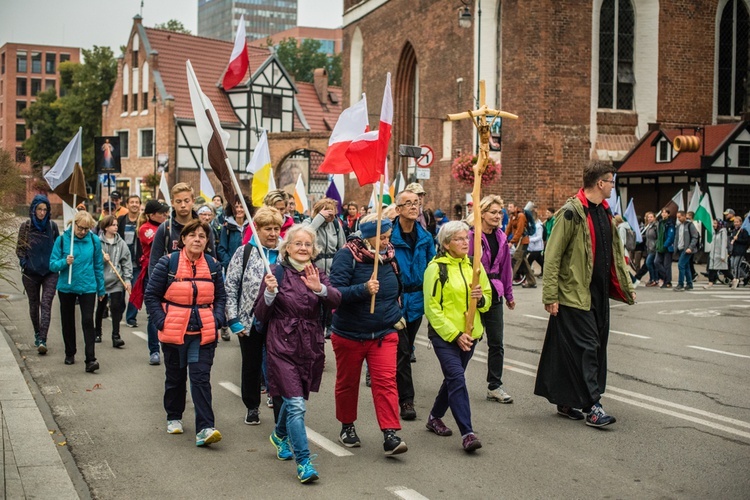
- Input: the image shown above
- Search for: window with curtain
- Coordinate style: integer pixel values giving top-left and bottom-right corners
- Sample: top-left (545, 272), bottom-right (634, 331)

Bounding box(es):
top-left (598, 0), bottom-right (635, 110)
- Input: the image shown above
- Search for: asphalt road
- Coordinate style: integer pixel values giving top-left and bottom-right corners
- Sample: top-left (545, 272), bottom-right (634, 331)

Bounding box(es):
top-left (2, 268), bottom-right (749, 499)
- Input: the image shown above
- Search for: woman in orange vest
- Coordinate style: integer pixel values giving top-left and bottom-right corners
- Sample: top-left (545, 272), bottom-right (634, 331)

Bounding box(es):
top-left (144, 219), bottom-right (227, 447)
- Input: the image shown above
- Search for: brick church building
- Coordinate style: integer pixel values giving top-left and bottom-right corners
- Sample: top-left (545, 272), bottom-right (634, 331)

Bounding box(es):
top-left (341, 0), bottom-right (749, 216)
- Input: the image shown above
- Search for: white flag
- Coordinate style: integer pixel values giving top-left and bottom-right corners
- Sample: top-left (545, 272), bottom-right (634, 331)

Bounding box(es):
top-left (687, 182), bottom-right (701, 213)
top-left (159, 172), bottom-right (171, 206)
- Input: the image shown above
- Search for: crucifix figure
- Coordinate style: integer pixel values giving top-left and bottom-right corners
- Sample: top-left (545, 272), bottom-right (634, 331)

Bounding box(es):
top-left (446, 80), bottom-right (518, 335)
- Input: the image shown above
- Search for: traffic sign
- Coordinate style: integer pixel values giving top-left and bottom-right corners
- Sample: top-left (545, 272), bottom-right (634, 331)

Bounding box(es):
top-left (99, 174), bottom-right (116, 185)
top-left (416, 168), bottom-right (430, 180)
top-left (416, 145), bottom-right (434, 168)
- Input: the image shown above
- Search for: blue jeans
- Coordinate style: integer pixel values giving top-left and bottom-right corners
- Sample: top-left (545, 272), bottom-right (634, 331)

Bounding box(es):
top-left (275, 396), bottom-right (309, 464)
top-left (125, 266), bottom-right (141, 324)
top-left (646, 253), bottom-right (657, 282)
top-left (429, 333), bottom-right (476, 437)
top-left (677, 250), bottom-right (692, 287)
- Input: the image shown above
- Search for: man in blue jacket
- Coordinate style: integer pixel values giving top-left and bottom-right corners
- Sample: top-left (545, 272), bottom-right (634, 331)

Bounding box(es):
top-left (391, 190), bottom-right (436, 421)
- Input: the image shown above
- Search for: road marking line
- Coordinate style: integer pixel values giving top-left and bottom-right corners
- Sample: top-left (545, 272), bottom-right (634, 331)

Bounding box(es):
top-left (218, 381), bottom-right (353, 457)
top-left (605, 393), bottom-right (750, 440)
top-left (387, 486), bottom-right (430, 500)
top-left (686, 345), bottom-right (750, 360)
top-left (523, 315), bottom-right (650, 339)
top-left (706, 295), bottom-right (750, 299)
top-left (131, 330), bottom-right (148, 341)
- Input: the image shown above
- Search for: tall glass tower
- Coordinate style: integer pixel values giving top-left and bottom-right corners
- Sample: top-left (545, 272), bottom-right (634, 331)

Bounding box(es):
top-left (198, 0), bottom-right (298, 41)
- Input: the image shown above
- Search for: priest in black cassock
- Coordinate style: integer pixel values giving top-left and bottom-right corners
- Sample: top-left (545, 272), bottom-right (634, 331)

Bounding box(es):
top-left (534, 160), bottom-right (636, 428)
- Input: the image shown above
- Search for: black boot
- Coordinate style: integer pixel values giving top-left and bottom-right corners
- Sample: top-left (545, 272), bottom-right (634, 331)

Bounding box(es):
top-left (112, 334), bottom-right (125, 348)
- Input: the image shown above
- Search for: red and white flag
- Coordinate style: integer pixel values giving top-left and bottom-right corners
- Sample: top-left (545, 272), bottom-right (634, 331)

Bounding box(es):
top-left (345, 73), bottom-right (392, 186)
top-left (318, 95), bottom-right (369, 174)
top-left (222, 15), bottom-right (249, 90)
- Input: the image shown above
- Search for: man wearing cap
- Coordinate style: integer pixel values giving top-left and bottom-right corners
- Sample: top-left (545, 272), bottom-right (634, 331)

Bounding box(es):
top-left (405, 183), bottom-right (437, 236)
top-left (118, 195), bottom-right (142, 327)
top-left (723, 209), bottom-right (736, 229)
top-left (109, 191), bottom-right (129, 218)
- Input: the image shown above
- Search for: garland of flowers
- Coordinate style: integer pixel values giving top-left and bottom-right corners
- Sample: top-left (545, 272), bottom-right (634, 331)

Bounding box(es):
top-left (451, 154), bottom-right (501, 187)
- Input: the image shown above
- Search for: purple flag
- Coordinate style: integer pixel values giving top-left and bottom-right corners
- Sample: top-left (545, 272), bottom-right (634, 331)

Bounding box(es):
top-left (325, 175), bottom-right (343, 210)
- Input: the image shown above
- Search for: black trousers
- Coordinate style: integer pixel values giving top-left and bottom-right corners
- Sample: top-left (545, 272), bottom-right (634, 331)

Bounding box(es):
top-left (58, 291), bottom-right (97, 363)
top-left (480, 299), bottom-right (506, 390)
top-left (396, 317), bottom-right (423, 405)
top-left (95, 291), bottom-right (125, 337)
top-left (238, 329), bottom-right (265, 410)
top-left (162, 342), bottom-right (216, 431)
top-left (22, 273), bottom-right (58, 341)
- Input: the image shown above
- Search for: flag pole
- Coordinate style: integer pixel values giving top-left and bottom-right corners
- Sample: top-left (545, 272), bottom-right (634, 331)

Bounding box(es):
top-left (67, 126), bottom-right (82, 285)
top-left (369, 175), bottom-right (385, 314)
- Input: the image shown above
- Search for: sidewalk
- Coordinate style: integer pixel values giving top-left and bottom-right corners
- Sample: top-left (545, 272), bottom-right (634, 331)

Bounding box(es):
top-left (0, 323), bottom-right (80, 499)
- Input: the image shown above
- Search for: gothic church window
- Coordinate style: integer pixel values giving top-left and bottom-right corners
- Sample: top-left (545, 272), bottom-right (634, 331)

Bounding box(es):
top-left (598, 0), bottom-right (635, 110)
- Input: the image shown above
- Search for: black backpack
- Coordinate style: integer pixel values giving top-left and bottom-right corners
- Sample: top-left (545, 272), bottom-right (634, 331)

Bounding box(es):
top-left (523, 209), bottom-right (536, 236)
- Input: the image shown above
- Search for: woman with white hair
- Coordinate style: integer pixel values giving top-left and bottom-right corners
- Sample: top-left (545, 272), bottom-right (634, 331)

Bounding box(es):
top-left (254, 224), bottom-right (341, 484)
top-left (424, 220), bottom-right (492, 452)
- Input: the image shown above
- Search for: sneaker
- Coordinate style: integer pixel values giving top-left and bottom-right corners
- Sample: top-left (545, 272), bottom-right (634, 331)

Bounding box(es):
top-left (85, 361), bottom-right (99, 373)
top-left (296, 456), bottom-right (319, 483)
top-left (112, 335), bottom-right (125, 348)
top-left (339, 424), bottom-right (361, 448)
top-left (646, 281), bottom-right (659, 287)
top-left (633, 279), bottom-right (641, 288)
top-left (673, 285), bottom-right (685, 292)
top-left (586, 403), bottom-right (617, 428)
top-left (365, 370), bottom-right (371, 387)
top-left (64, 356), bottom-right (75, 365)
top-left (167, 420), bottom-right (184, 434)
top-left (487, 387), bottom-right (513, 403)
top-left (686, 284), bottom-right (693, 290)
top-left (556, 405), bottom-right (585, 420)
top-left (37, 341), bottom-right (48, 355)
top-left (731, 278), bottom-right (740, 289)
top-left (400, 402), bottom-right (417, 421)
top-left (149, 352), bottom-right (161, 365)
top-left (220, 327), bottom-right (231, 341)
top-left (244, 408), bottom-right (260, 425)
top-left (260, 385), bottom-right (267, 394)
top-left (410, 351), bottom-right (416, 363)
top-left (522, 283), bottom-right (537, 288)
top-left (425, 415), bottom-right (453, 436)
top-left (703, 283), bottom-right (714, 289)
top-left (126, 321), bottom-right (138, 328)
top-left (383, 429), bottom-right (407, 455)
top-left (462, 433), bottom-right (482, 452)
top-left (196, 427), bottom-right (222, 446)
top-left (660, 282), bottom-right (672, 289)
top-left (269, 431), bottom-right (293, 460)
top-left (95, 334), bottom-right (102, 343)
top-left (266, 396), bottom-right (273, 408)
top-left (34, 332), bottom-right (40, 347)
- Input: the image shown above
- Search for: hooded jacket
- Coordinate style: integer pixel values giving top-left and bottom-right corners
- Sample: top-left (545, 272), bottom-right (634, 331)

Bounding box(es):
top-left (542, 190), bottom-right (634, 310)
top-left (49, 227), bottom-right (106, 296)
top-left (307, 213), bottom-right (346, 274)
top-left (99, 232), bottom-right (133, 293)
top-left (17, 195), bottom-right (58, 278)
top-left (391, 217), bottom-right (436, 322)
top-left (423, 253), bottom-right (492, 342)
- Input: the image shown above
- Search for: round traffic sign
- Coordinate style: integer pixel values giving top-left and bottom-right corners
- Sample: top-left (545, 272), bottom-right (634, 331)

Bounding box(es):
top-left (416, 145), bottom-right (434, 168)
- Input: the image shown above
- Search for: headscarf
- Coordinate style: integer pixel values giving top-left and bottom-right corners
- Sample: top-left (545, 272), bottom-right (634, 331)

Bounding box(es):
top-left (29, 194), bottom-right (51, 232)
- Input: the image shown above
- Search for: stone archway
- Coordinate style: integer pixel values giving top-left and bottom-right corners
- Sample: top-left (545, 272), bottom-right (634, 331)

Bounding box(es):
top-left (275, 148), bottom-right (328, 205)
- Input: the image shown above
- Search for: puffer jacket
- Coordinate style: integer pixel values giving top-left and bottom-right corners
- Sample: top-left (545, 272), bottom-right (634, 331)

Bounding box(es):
top-left (148, 209), bottom-right (217, 276)
top-left (307, 213), bottom-right (346, 274)
top-left (391, 217), bottom-right (436, 322)
top-left (49, 227), bottom-right (106, 296)
top-left (99, 233), bottom-right (133, 293)
top-left (542, 190), bottom-right (634, 310)
top-left (145, 249), bottom-right (226, 346)
top-left (17, 195), bottom-right (58, 278)
top-left (218, 215), bottom-right (248, 270)
top-left (423, 253), bottom-right (492, 342)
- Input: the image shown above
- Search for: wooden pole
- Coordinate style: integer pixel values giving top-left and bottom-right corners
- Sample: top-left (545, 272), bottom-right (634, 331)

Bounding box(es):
top-left (103, 250), bottom-right (128, 289)
top-left (369, 175), bottom-right (385, 314)
top-left (446, 81), bottom-right (518, 335)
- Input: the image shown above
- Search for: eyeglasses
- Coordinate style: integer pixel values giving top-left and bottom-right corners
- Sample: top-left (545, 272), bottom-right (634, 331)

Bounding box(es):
top-left (397, 201), bottom-right (419, 208)
top-left (600, 178), bottom-right (616, 185)
top-left (291, 242), bottom-right (313, 248)
top-left (451, 236), bottom-right (470, 243)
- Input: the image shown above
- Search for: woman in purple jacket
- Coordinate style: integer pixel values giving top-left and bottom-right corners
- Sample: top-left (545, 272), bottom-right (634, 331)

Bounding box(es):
top-left (254, 224), bottom-right (341, 484)
top-left (469, 195), bottom-right (516, 403)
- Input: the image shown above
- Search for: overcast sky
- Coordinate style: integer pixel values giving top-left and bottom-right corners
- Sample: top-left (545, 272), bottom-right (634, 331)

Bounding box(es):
top-left (0, 0), bottom-right (343, 51)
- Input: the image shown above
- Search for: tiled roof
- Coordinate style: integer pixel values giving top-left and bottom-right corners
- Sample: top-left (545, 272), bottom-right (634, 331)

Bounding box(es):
top-left (293, 82), bottom-right (343, 133)
top-left (145, 28), bottom-right (270, 125)
top-left (617, 122), bottom-right (742, 174)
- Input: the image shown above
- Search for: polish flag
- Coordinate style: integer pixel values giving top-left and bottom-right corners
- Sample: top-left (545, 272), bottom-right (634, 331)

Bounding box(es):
top-left (318, 95), bottom-right (369, 174)
top-left (346, 73), bottom-right (392, 186)
top-left (222, 15), bottom-right (249, 90)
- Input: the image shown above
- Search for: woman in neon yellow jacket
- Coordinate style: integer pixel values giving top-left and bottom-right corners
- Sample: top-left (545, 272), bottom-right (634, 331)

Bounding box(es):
top-left (423, 221), bottom-right (492, 453)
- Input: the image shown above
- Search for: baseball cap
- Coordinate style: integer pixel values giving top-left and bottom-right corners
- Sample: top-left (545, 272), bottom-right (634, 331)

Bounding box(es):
top-left (102, 201), bottom-right (116, 211)
top-left (405, 182), bottom-right (426, 195)
top-left (144, 199), bottom-right (170, 215)
top-left (109, 190), bottom-right (121, 199)
top-left (723, 208), bottom-right (735, 215)
top-left (467, 201), bottom-right (474, 207)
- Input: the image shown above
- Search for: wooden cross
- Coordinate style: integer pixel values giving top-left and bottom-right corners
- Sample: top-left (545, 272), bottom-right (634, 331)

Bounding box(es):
top-left (446, 80), bottom-right (518, 336)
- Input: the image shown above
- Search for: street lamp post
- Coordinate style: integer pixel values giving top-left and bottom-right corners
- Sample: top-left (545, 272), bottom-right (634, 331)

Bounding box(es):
top-left (459, 0), bottom-right (481, 152)
top-left (152, 89), bottom-right (157, 175)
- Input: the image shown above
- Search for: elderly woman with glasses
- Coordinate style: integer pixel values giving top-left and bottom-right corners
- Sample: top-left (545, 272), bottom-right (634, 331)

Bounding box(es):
top-left (253, 224), bottom-right (341, 483)
top-left (49, 211), bottom-right (106, 372)
top-left (328, 214), bottom-right (408, 456)
top-left (423, 221), bottom-right (492, 452)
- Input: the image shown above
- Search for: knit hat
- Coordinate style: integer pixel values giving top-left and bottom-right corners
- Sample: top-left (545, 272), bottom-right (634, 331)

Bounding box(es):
top-left (360, 218), bottom-right (392, 239)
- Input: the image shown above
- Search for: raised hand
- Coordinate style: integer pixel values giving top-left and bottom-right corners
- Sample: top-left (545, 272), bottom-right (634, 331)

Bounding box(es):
top-left (301, 263), bottom-right (322, 293)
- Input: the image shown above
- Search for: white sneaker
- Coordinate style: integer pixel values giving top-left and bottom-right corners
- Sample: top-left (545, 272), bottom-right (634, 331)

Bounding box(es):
top-left (634, 279), bottom-right (641, 288)
top-left (487, 387), bottom-right (513, 403)
top-left (267, 396), bottom-right (274, 408)
top-left (167, 420), bottom-right (183, 434)
top-left (731, 278), bottom-right (740, 289)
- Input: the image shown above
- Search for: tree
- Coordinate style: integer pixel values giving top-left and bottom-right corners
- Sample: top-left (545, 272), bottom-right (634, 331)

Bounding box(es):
top-left (271, 37), bottom-right (342, 86)
top-left (23, 46), bottom-right (117, 181)
top-left (154, 19), bottom-right (191, 34)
